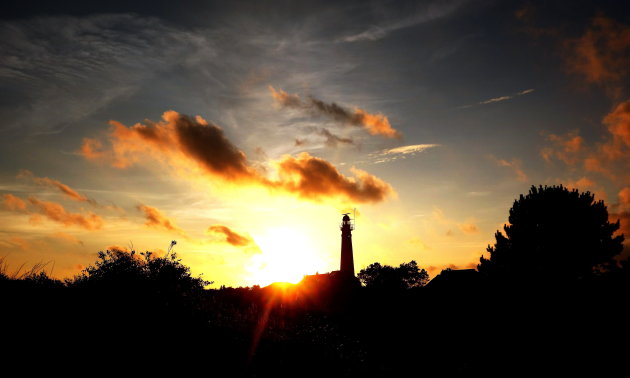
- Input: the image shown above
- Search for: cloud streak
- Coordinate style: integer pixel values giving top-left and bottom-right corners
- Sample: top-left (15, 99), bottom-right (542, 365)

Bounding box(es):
top-left (137, 204), bottom-right (187, 237)
top-left (338, 0), bottom-right (466, 43)
top-left (463, 89), bottom-right (535, 108)
top-left (495, 157), bottom-right (528, 183)
top-left (207, 225), bottom-right (253, 247)
top-left (269, 86), bottom-right (402, 139)
top-left (370, 144), bottom-right (439, 163)
top-left (81, 111), bottom-right (394, 204)
top-left (28, 197), bottom-right (103, 230)
top-left (18, 170), bottom-right (91, 203)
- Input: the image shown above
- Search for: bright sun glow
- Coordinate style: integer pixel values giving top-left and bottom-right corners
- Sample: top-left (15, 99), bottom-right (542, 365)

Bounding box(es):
top-left (247, 226), bottom-right (325, 287)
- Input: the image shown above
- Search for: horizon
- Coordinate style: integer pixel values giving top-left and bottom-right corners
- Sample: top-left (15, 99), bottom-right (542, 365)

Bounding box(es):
top-left (1, 0), bottom-right (630, 288)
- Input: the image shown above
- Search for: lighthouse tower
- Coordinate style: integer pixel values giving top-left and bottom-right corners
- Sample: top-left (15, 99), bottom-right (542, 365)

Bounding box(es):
top-left (340, 213), bottom-right (355, 277)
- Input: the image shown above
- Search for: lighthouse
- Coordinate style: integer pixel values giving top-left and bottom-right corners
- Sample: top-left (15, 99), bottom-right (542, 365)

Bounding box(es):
top-left (340, 213), bottom-right (355, 277)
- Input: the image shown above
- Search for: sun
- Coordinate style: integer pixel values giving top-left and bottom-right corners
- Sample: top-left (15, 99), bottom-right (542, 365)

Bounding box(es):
top-left (246, 226), bottom-right (326, 287)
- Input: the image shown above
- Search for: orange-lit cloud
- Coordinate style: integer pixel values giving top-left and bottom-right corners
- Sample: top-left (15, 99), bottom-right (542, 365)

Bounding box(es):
top-left (495, 158), bottom-right (528, 182)
top-left (541, 131), bottom-right (584, 166)
top-left (458, 223), bottom-right (479, 235)
top-left (269, 86), bottom-right (402, 139)
top-left (51, 232), bottom-right (83, 245)
top-left (431, 208), bottom-right (479, 236)
top-left (6, 236), bottom-right (31, 250)
top-left (610, 187), bottom-right (630, 248)
top-left (602, 100), bottom-right (630, 157)
top-left (137, 204), bottom-right (187, 236)
top-left (27, 197), bottom-right (103, 230)
top-left (2, 193), bottom-right (27, 212)
top-left (207, 225), bottom-right (253, 247)
top-left (563, 16), bottom-right (630, 97)
top-left (80, 138), bottom-right (107, 161)
top-left (81, 111), bottom-right (394, 204)
top-left (18, 170), bottom-right (91, 202)
top-left (5, 193), bottom-right (103, 231)
top-left (274, 153), bottom-right (394, 203)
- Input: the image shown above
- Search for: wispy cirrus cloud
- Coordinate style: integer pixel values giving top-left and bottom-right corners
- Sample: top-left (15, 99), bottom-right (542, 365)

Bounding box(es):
top-left (461, 89), bottom-right (535, 108)
top-left (338, 0), bottom-right (466, 43)
top-left (0, 14), bottom-right (217, 135)
top-left (370, 144), bottom-right (439, 164)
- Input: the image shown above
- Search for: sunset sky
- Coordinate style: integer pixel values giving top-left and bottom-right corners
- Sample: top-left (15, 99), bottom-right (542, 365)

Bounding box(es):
top-left (2, 0), bottom-right (630, 287)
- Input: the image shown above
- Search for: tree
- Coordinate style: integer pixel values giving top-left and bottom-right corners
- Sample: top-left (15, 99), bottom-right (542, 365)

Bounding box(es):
top-left (478, 185), bottom-right (624, 283)
top-left (358, 260), bottom-right (429, 290)
top-left (72, 248), bottom-right (211, 291)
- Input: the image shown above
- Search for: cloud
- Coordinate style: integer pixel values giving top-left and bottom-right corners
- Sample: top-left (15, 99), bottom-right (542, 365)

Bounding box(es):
top-left (370, 143), bottom-right (439, 163)
top-left (274, 153), bottom-right (394, 203)
top-left (563, 16), bottom-right (630, 97)
top-left (80, 138), bottom-right (107, 161)
top-left (0, 14), bottom-right (218, 136)
top-left (602, 100), bottom-right (630, 157)
top-left (269, 86), bottom-right (402, 139)
top-left (540, 131), bottom-right (585, 166)
top-left (137, 204), bottom-right (187, 236)
top-left (495, 158), bottom-right (528, 182)
top-left (51, 232), bottom-right (83, 245)
top-left (431, 207), bottom-right (479, 236)
top-left (81, 111), bottom-right (395, 204)
top-left (611, 187), bottom-right (630, 248)
top-left (5, 236), bottom-right (31, 251)
top-left (2, 193), bottom-right (27, 212)
top-left (18, 170), bottom-right (91, 203)
top-left (540, 101), bottom-right (630, 244)
top-left (458, 223), bottom-right (479, 234)
top-left (338, 0), bottom-right (465, 43)
top-left (27, 197), bottom-right (103, 230)
top-left (207, 225), bottom-right (253, 247)
top-left (479, 96), bottom-right (512, 105)
top-left (564, 177), bottom-right (595, 191)
top-left (468, 89), bottom-right (536, 107)
top-left (319, 128), bottom-right (355, 148)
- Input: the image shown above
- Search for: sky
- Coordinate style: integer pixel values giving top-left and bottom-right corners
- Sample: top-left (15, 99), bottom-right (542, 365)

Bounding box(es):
top-left (1, 0), bottom-right (630, 287)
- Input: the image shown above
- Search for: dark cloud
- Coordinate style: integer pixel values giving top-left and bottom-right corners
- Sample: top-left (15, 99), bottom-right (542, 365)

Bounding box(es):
top-left (269, 86), bottom-right (402, 139)
top-left (207, 225), bottom-right (252, 247)
top-left (274, 153), bottom-right (393, 203)
top-left (319, 128), bottom-right (355, 148)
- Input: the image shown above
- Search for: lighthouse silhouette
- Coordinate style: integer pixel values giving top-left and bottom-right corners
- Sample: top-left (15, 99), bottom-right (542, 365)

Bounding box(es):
top-left (340, 213), bottom-right (355, 277)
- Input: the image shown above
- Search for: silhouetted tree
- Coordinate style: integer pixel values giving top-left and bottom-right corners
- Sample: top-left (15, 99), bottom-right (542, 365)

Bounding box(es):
top-left (358, 260), bottom-right (428, 290)
top-left (478, 185), bottom-right (624, 284)
top-left (71, 249), bottom-right (210, 293)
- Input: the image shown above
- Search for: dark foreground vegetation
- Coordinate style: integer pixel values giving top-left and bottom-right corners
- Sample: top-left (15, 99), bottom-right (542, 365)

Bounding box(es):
top-left (3, 186), bottom-right (630, 376)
